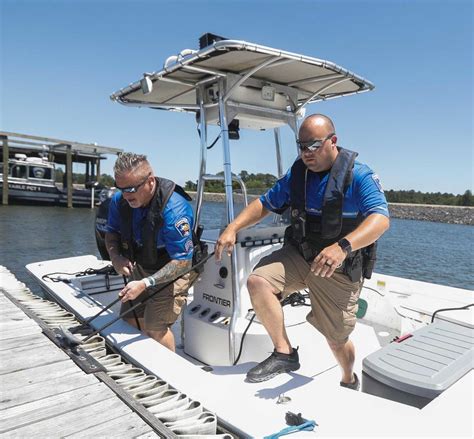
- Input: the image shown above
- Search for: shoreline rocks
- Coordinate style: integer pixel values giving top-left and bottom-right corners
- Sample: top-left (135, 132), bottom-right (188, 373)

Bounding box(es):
top-left (387, 203), bottom-right (473, 226)
top-left (188, 192), bottom-right (473, 226)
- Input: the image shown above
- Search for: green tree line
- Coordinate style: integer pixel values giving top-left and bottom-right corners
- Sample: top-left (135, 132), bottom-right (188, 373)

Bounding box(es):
top-left (184, 171), bottom-right (278, 195)
top-left (55, 169), bottom-right (114, 187)
top-left (384, 189), bottom-right (473, 206)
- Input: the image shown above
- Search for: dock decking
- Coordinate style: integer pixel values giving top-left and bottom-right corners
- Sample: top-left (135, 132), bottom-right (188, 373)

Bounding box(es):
top-left (0, 290), bottom-right (163, 438)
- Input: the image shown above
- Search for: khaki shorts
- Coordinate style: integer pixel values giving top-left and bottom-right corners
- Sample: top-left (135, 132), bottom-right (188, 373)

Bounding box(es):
top-left (252, 244), bottom-right (363, 343)
top-left (120, 264), bottom-right (196, 331)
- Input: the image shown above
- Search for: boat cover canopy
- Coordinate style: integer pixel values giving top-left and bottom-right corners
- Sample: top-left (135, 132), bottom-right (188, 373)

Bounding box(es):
top-left (110, 39), bottom-right (374, 115)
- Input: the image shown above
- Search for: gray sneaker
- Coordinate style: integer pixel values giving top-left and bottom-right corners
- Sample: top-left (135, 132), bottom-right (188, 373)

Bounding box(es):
top-left (246, 348), bottom-right (300, 383)
top-left (340, 372), bottom-right (360, 391)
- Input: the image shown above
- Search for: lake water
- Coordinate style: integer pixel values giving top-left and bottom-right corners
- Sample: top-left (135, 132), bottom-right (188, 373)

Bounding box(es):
top-left (0, 203), bottom-right (472, 294)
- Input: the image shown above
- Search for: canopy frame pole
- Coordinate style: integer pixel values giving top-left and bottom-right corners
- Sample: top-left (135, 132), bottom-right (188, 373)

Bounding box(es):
top-left (288, 72), bottom-right (343, 87)
top-left (298, 77), bottom-right (352, 109)
top-left (2, 135), bottom-right (8, 205)
top-left (218, 78), bottom-right (239, 365)
top-left (223, 56), bottom-right (281, 102)
top-left (194, 87), bottom-right (208, 232)
top-left (66, 144), bottom-right (73, 208)
top-left (273, 127), bottom-right (284, 178)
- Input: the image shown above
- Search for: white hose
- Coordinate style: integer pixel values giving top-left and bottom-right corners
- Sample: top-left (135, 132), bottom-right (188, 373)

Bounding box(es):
top-left (166, 411), bottom-right (217, 435)
top-left (148, 393), bottom-right (189, 415)
top-left (159, 400), bottom-right (203, 423)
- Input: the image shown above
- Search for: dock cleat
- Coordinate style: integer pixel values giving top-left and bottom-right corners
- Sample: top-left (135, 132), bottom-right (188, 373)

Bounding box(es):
top-left (246, 348), bottom-right (300, 383)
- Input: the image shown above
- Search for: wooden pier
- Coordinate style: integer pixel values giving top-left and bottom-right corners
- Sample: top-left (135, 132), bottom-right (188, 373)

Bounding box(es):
top-left (0, 290), bottom-right (166, 438)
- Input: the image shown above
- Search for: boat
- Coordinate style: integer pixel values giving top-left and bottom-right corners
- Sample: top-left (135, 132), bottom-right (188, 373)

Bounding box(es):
top-left (25, 34), bottom-right (473, 437)
top-left (0, 153), bottom-right (102, 207)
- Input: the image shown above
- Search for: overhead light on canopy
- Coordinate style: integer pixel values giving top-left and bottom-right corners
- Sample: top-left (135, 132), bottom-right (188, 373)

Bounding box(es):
top-left (140, 74), bottom-right (153, 95)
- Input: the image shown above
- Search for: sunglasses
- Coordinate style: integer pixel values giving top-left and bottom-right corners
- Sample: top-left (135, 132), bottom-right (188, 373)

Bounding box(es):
top-left (296, 132), bottom-right (335, 152)
top-left (115, 173), bottom-right (151, 193)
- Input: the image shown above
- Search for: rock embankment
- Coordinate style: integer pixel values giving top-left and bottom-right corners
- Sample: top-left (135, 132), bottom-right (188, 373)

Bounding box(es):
top-left (388, 203), bottom-right (473, 225)
top-left (188, 192), bottom-right (473, 225)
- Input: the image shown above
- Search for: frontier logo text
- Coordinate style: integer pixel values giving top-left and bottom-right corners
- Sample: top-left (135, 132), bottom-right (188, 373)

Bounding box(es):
top-left (202, 293), bottom-right (231, 308)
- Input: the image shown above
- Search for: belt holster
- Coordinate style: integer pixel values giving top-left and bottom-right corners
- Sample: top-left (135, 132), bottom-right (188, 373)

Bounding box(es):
top-left (343, 250), bottom-right (363, 282)
top-left (285, 214), bottom-right (316, 262)
top-left (291, 209), bottom-right (306, 242)
top-left (362, 242), bottom-right (377, 279)
top-left (298, 241), bottom-right (315, 261)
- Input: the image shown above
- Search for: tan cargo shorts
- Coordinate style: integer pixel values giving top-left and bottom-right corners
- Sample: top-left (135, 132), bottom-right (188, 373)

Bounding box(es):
top-left (120, 264), bottom-right (196, 331)
top-left (252, 244), bottom-right (363, 343)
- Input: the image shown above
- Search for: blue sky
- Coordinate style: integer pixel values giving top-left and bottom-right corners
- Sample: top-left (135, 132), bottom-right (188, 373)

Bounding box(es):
top-left (1, 0), bottom-right (472, 194)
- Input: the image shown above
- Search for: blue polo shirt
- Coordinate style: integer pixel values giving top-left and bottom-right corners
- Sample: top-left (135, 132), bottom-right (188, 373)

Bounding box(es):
top-left (106, 191), bottom-right (194, 260)
top-left (260, 160), bottom-right (389, 219)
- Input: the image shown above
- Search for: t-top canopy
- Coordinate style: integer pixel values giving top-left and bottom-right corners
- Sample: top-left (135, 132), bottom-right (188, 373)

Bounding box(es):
top-left (111, 38), bottom-right (374, 129)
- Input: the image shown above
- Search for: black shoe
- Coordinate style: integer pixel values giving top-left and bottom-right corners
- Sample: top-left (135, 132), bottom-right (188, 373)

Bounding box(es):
top-left (246, 347), bottom-right (300, 383)
top-left (340, 372), bottom-right (360, 391)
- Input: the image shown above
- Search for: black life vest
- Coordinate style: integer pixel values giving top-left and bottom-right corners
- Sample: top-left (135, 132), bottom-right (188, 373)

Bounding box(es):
top-left (288, 148), bottom-right (359, 253)
top-left (285, 148), bottom-right (377, 280)
top-left (119, 177), bottom-right (192, 272)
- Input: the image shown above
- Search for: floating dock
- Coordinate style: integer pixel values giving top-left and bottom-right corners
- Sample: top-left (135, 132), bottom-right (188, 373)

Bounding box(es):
top-left (0, 276), bottom-right (170, 438)
top-left (0, 267), bottom-right (231, 438)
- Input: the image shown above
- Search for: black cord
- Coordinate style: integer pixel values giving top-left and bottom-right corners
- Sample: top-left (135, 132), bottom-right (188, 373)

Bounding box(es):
top-left (431, 303), bottom-right (474, 323)
top-left (233, 291), bottom-right (311, 365)
top-left (281, 291), bottom-right (311, 307)
top-left (79, 251), bottom-right (215, 344)
top-left (42, 265), bottom-right (116, 282)
top-left (123, 275), bottom-right (141, 331)
top-left (197, 127), bottom-right (221, 150)
top-left (105, 272), bottom-right (110, 290)
top-left (206, 134), bottom-right (221, 150)
top-left (233, 311), bottom-right (256, 366)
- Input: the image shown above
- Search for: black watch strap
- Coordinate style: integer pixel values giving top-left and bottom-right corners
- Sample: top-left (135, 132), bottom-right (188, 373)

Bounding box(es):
top-left (338, 238), bottom-right (352, 255)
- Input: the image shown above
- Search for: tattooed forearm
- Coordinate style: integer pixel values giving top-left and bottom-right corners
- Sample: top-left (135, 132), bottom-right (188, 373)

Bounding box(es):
top-left (149, 259), bottom-right (192, 285)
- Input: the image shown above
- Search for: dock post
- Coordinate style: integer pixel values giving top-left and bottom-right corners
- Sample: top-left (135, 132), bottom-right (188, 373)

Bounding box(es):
top-left (66, 144), bottom-right (73, 208)
top-left (96, 157), bottom-right (100, 182)
top-left (85, 160), bottom-right (90, 183)
top-left (1, 135), bottom-right (8, 205)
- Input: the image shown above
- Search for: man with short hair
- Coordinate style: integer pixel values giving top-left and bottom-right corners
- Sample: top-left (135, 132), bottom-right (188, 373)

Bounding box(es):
top-left (105, 152), bottom-right (195, 351)
top-left (215, 114), bottom-right (390, 388)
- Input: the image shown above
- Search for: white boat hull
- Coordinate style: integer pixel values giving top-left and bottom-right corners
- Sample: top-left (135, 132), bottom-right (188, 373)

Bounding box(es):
top-left (25, 254), bottom-right (473, 437)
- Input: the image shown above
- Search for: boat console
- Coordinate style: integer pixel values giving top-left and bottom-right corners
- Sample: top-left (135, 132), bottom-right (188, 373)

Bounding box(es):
top-left (184, 225), bottom-right (286, 365)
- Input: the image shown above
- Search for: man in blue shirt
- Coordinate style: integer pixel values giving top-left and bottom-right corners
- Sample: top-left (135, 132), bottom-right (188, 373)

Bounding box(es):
top-left (216, 114), bottom-right (390, 388)
top-left (105, 152), bottom-right (194, 351)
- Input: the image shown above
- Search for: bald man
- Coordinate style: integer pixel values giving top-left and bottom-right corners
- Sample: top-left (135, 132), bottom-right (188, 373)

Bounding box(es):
top-left (216, 114), bottom-right (389, 388)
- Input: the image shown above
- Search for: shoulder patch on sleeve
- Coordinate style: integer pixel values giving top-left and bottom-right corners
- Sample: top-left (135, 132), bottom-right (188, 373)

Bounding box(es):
top-left (372, 174), bottom-right (384, 193)
top-left (175, 218), bottom-right (191, 237)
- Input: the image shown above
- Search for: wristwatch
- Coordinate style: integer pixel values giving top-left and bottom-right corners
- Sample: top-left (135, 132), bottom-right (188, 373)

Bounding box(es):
top-left (142, 276), bottom-right (156, 288)
top-left (337, 238), bottom-right (352, 256)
